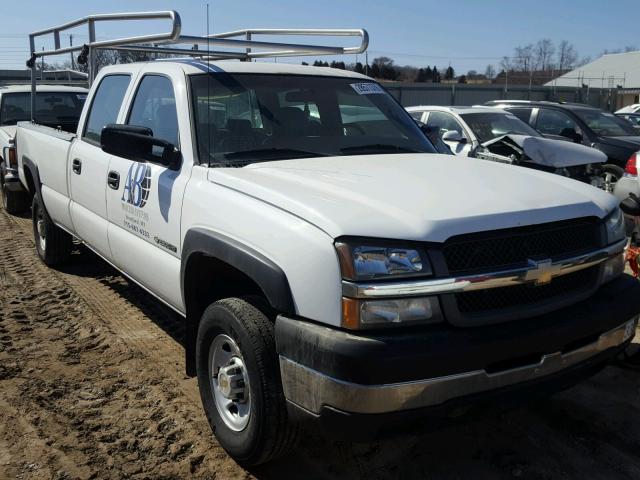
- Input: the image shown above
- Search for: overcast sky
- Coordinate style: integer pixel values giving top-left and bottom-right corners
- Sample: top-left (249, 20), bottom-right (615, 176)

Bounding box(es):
top-left (1, 0), bottom-right (637, 73)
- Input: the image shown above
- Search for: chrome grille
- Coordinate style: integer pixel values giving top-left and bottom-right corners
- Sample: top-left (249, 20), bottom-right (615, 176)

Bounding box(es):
top-left (443, 218), bottom-right (601, 276)
top-left (455, 266), bottom-right (599, 314)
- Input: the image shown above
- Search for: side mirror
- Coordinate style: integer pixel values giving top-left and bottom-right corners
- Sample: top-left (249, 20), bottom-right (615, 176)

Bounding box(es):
top-left (442, 130), bottom-right (465, 143)
top-left (620, 195), bottom-right (640, 216)
top-left (101, 124), bottom-right (181, 170)
top-left (559, 127), bottom-right (583, 144)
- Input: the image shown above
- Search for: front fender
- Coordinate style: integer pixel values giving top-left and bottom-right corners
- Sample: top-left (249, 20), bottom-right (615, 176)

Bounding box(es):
top-left (181, 228), bottom-right (295, 314)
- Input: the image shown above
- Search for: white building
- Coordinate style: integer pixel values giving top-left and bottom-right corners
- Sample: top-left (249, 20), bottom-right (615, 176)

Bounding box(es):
top-left (545, 51), bottom-right (640, 109)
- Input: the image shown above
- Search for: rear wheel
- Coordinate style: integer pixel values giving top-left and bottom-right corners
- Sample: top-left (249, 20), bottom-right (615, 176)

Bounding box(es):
top-left (32, 193), bottom-right (72, 266)
top-left (196, 297), bottom-right (297, 466)
top-left (1, 171), bottom-right (29, 214)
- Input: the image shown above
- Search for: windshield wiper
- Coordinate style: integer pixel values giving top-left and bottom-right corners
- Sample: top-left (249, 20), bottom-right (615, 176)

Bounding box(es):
top-left (223, 148), bottom-right (328, 162)
top-left (340, 144), bottom-right (419, 155)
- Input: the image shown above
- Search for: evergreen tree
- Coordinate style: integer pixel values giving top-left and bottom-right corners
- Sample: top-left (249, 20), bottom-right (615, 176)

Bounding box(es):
top-left (432, 66), bottom-right (441, 83)
top-left (425, 66), bottom-right (433, 82)
top-left (444, 66), bottom-right (455, 80)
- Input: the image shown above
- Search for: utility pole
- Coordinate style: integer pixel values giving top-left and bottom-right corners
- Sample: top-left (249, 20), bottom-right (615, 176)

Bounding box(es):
top-left (70, 34), bottom-right (75, 70)
top-left (41, 46), bottom-right (44, 79)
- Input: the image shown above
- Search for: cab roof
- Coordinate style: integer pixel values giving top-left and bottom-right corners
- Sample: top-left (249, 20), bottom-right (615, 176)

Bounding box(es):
top-left (103, 59), bottom-right (372, 79)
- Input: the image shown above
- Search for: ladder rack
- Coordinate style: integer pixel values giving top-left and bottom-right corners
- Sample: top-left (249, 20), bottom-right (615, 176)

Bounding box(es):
top-left (26, 10), bottom-right (369, 112)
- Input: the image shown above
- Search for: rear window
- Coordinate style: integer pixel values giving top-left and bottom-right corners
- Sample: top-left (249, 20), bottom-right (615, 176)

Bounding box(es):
top-left (83, 75), bottom-right (131, 144)
top-left (0, 91), bottom-right (86, 127)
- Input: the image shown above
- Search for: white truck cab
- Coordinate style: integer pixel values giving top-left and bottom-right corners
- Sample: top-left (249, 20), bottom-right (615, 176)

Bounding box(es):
top-left (13, 11), bottom-right (640, 466)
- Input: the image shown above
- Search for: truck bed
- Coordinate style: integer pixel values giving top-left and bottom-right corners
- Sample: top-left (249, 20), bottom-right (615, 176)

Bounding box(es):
top-left (16, 121), bottom-right (76, 227)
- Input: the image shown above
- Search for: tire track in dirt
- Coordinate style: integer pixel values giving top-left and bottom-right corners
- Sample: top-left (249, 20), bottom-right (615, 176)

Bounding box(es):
top-left (0, 209), bottom-right (252, 479)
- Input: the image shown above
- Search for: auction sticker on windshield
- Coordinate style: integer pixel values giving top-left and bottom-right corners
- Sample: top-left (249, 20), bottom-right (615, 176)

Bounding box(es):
top-left (351, 83), bottom-right (386, 95)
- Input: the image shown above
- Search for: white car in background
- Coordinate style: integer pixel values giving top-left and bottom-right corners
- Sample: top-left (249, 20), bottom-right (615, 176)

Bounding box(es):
top-left (0, 85), bottom-right (87, 213)
top-left (616, 104), bottom-right (640, 114)
top-left (407, 105), bottom-right (610, 188)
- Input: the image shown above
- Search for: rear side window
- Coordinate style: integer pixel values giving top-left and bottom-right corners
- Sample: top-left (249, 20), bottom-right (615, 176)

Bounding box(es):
top-left (507, 108), bottom-right (533, 124)
top-left (83, 75), bottom-right (131, 144)
top-left (127, 75), bottom-right (179, 146)
top-left (408, 111), bottom-right (424, 122)
top-left (535, 108), bottom-right (582, 138)
top-left (425, 111), bottom-right (468, 140)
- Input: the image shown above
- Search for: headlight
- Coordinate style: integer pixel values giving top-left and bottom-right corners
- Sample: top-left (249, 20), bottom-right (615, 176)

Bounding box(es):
top-left (342, 296), bottom-right (442, 329)
top-left (335, 240), bottom-right (432, 281)
top-left (605, 207), bottom-right (626, 244)
top-left (336, 239), bottom-right (441, 329)
top-left (601, 252), bottom-right (625, 284)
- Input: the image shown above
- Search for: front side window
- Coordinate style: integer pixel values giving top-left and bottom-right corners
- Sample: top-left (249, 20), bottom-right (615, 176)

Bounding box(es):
top-left (0, 91), bottom-right (86, 131)
top-left (190, 74), bottom-right (435, 166)
top-left (573, 109), bottom-right (637, 137)
top-left (128, 75), bottom-right (179, 146)
top-left (83, 75), bottom-right (130, 144)
top-left (460, 112), bottom-right (541, 143)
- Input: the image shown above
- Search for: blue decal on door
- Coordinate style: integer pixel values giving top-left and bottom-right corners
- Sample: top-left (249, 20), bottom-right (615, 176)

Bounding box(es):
top-left (121, 162), bottom-right (152, 208)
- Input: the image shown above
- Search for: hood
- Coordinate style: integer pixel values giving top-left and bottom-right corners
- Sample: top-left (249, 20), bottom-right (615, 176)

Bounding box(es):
top-left (600, 135), bottom-right (640, 149)
top-left (208, 154), bottom-right (617, 242)
top-left (482, 134), bottom-right (606, 167)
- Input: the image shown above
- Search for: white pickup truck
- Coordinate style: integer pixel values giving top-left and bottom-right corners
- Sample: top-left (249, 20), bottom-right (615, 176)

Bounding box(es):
top-left (0, 85), bottom-right (86, 213)
top-left (14, 59), bottom-right (640, 465)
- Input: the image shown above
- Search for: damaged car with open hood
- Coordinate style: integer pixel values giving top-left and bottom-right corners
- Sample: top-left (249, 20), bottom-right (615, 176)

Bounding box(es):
top-left (407, 105), bottom-right (612, 190)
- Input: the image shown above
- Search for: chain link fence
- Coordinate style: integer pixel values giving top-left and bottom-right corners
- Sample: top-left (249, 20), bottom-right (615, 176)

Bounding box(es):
top-left (384, 83), bottom-right (621, 111)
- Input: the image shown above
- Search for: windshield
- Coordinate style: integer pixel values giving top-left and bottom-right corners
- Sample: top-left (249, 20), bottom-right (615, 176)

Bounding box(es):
top-left (189, 73), bottom-right (435, 166)
top-left (0, 91), bottom-right (86, 127)
top-left (573, 109), bottom-right (637, 137)
top-left (460, 112), bottom-right (541, 143)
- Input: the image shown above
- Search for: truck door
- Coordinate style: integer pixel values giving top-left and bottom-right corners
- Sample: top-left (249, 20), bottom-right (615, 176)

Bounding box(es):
top-left (105, 74), bottom-right (190, 310)
top-left (69, 74), bottom-right (131, 258)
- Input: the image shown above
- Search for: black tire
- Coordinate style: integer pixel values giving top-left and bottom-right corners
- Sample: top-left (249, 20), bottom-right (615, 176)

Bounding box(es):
top-left (196, 297), bottom-right (298, 466)
top-left (32, 193), bottom-right (72, 266)
top-left (601, 163), bottom-right (625, 193)
top-left (1, 172), bottom-right (30, 214)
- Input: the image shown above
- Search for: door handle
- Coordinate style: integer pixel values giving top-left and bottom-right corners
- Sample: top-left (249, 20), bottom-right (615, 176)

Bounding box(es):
top-left (107, 171), bottom-right (120, 190)
top-left (72, 158), bottom-right (82, 174)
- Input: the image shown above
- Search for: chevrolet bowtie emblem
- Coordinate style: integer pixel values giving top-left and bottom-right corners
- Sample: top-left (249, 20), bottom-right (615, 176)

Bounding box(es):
top-left (524, 259), bottom-right (561, 286)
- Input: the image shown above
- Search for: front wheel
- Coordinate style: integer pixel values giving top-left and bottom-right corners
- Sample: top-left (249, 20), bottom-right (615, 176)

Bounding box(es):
top-left (598, 164), bottom-right (624, 193)
top-left (32, 193), bottom-right (72, 266)
top-left (196, 297), bottom-right (297, 466)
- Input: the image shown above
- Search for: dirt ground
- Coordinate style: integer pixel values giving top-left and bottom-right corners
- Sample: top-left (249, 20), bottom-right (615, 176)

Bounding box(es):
top-left (1, 205), bottom-right (640, 480)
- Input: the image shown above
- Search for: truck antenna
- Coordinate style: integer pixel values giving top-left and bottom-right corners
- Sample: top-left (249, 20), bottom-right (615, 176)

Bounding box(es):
top-left (206, 3), bottom-right (211, 167)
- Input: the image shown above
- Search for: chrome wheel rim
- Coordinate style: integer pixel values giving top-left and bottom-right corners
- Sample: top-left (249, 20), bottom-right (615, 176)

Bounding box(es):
top-left (36, 207), bottom-right (46, 251)
top-left (603, 172), bottom-right (618, 193)
top-left (210, 334), bottom-right (251, 431)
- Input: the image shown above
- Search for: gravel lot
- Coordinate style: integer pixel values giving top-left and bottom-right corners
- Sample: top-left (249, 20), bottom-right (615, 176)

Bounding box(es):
top-left (1, 205), bottom-right (639, 480)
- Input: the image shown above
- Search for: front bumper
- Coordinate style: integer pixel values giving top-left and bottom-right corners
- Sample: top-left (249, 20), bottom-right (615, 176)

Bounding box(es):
top-left (275, 274), bottom-right (640, 437)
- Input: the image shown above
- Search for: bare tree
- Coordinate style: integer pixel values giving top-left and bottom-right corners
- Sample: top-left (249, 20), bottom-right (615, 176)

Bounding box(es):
top-left (513, 44), bottom-right (534, 71)
top-left (556, 40), bottom-right (578, 71)
top-left (534, 39), bottom-right (555, 70)
top-left (500, 56), bottom-right (512, 72)
top-left (484, 64), bottom-right (496, 79)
